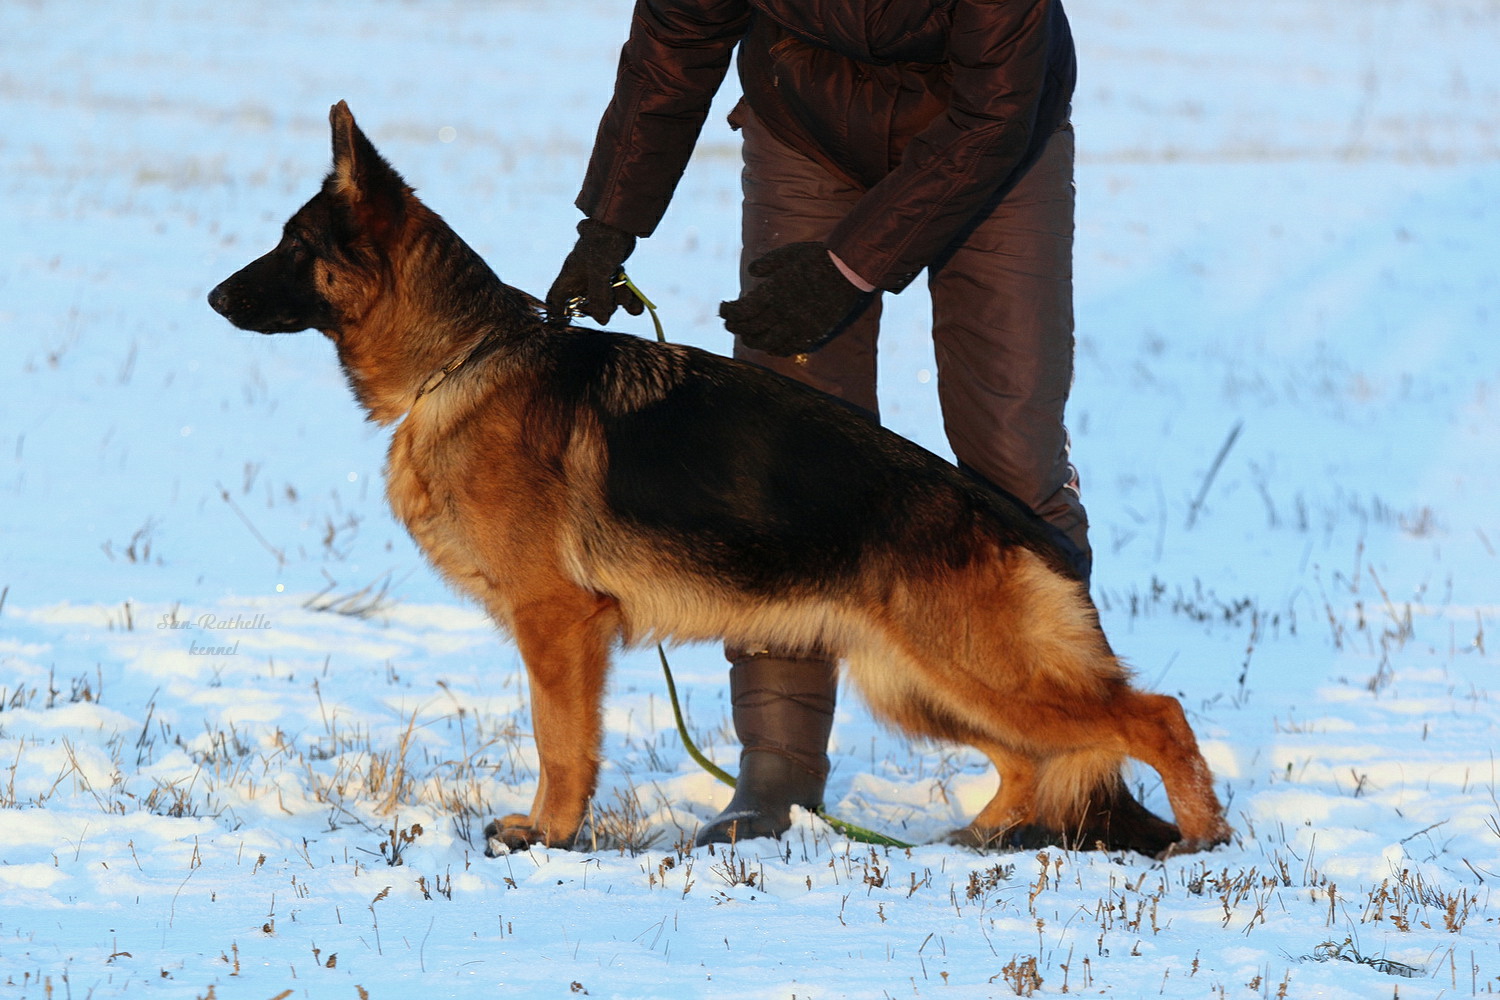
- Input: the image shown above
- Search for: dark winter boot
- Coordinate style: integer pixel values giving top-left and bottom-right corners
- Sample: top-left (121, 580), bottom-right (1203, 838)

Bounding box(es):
top-left (694, 650), bottom-right (837, 846)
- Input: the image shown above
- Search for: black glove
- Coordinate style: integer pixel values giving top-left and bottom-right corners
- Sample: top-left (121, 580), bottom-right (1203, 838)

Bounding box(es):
top-left (546, 218), bottom-right (644, 325)
top-left (720, 242), bottom-right (874, 356)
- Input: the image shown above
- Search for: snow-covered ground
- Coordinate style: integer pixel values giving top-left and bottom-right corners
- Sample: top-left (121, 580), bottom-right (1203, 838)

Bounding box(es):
top-left (2, 1), bottom-right (1498, 996)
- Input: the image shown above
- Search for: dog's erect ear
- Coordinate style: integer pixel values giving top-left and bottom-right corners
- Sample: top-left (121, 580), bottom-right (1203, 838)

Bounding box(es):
top-left (328, 100), bottom-right (409, 232)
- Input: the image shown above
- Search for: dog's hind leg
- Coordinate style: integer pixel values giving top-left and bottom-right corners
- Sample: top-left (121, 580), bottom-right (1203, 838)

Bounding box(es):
top-left (949, 686), bottom-right (1222, 855)
top-left (867, 640), bottom-right (1206, 854)
top-left (1107, 689), bottom-right (1231, 853)
top-left (944, 738), bottom-right (1179, 855)
top-left (946, 741), bottom-right (1039, 849)
top-left (850, 662), bottom-right (1047, 851)
top-left (483, 586), bottom-right (621, 854)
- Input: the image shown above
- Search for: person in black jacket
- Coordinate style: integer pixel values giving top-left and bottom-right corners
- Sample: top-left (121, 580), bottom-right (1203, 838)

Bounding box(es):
top-left (550, 0), bottom-right (1107, 847)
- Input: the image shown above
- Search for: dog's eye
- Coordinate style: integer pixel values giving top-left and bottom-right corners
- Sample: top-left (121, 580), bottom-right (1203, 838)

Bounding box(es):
top-left (285, 235), bottom-right (309, 262)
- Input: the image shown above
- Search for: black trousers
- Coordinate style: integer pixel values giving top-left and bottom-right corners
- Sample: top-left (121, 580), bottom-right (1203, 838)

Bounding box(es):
top-left (733, 110), bottom-right (1090, 571)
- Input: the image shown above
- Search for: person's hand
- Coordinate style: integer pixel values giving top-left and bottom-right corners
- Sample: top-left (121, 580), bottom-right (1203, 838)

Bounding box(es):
top-left (720, 242), bottom-right (874, 356)
top-left (546, 218), bottom-right (644, 325)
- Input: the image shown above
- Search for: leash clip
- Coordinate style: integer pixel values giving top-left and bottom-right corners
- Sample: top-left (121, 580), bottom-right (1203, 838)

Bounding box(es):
top-left (559, 270), bottom-right (631, 322)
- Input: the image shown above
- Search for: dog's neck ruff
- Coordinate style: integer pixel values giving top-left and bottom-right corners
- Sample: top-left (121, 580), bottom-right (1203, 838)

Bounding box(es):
top-left (412, 325), bottom-right (517, 405)
top-left (413, 294), bottom-right (549, 406)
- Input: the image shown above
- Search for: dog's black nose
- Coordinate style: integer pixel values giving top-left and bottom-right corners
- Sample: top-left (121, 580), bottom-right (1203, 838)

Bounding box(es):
top-left (207, 281), bottom-right (231, 317)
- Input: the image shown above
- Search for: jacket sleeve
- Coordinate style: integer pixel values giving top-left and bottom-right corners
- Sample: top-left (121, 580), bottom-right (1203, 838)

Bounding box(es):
top-left (825, 0), bottom-right (1067, 292)
top-left (577, 0), bottom-right (751, 237)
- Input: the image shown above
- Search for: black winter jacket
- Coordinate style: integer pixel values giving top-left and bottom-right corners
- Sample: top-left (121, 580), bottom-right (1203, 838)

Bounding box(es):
top-left (577, 0), bottom-right (1076, 292)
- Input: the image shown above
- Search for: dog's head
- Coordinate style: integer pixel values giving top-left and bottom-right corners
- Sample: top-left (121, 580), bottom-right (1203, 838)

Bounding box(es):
top-left (208, 101), bottom-right (409, 336)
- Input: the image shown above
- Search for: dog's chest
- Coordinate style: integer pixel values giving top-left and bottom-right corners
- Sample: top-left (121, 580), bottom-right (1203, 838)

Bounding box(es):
top-left (382, 408), bottom-right (563, 613)
top-left (384, 422), bottom-right (492, 597)
top-left (385, 436), bottom-right (442, 540)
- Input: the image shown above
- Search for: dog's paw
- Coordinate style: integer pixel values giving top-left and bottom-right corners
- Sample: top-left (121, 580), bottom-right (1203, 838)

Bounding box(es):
top-left (1156, 825), bottom-right (1234, 860)
top-left (483, 814), bottom-right (542, 857)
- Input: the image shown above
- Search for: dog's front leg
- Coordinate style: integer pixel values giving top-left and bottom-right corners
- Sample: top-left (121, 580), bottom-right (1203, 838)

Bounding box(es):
top-left (484, 588), bottom-right (620, 855)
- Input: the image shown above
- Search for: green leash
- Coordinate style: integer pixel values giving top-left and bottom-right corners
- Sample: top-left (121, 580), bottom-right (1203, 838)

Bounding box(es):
top-left (613, 272), bottom-right (666, 345)
top-left (589, 272), bottom-right (914, 851)
top-left (655, 645), bottom-right (736, 787)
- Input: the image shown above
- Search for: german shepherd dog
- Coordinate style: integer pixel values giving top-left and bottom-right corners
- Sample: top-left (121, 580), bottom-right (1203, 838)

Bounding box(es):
top-left (209, 103), bottom-right (1231, 857)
